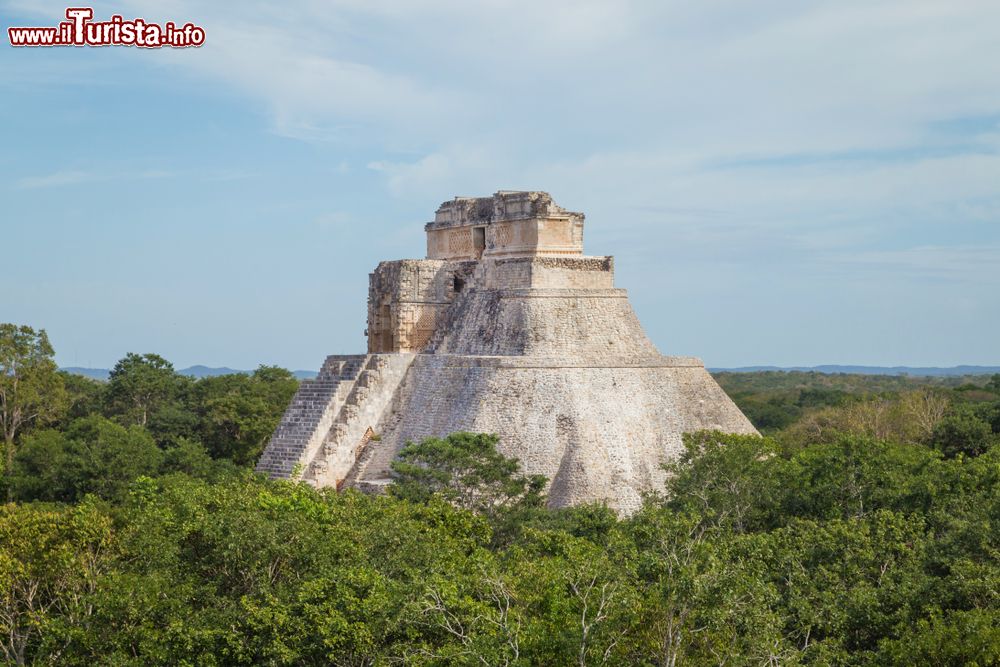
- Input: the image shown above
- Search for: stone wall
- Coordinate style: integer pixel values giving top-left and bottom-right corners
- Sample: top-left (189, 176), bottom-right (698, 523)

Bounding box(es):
top-left (351, 354), bottom-right (755, 514)
top-left (477, 256), bottom-right (614, 290)
top-left (425, 191), bottom-right (585, 261)
top-left (426, 217), bottom-right (586, 261)
top-left (430, 286), bottom-right (661, 358)
top-left (367, 259), bottom-right (469, 353)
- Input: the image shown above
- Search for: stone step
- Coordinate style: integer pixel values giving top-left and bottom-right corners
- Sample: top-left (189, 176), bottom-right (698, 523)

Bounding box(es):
top-left (259, 352), bottom-right (420, 485)
top-left (319, 354), bottom-right (369, 379)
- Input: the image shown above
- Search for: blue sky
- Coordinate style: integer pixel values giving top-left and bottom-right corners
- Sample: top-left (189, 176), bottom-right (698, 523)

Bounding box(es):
top-left (2, 0), bottom-right (998, 370)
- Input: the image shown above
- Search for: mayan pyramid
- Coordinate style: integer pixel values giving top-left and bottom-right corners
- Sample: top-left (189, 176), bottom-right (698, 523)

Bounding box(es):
top-left (257, 191), bottom-right (756, 513)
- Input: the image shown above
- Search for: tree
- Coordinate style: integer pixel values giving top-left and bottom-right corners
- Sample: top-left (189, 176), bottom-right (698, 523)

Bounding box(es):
top-left (780, 435), bottom-right (939, 521)
top-left (70, 473), bottom-right (491, 665)
top-left (779, 392), bottom-right (939, 448)
top-left (622, 508), bottom-right (788, 666)
top-left (192, 367), bottom-right (298, 465)
top-left (8, 416), bottom-right (163, 503)
top-left (160, 436), bottom-right (235, 480)
top-left (0, 502), bottom-right (113, 666)
top-left (105, 353), bottom-right (185, 427)
top-left (390, 432), bottom-right (546, 519)
top-left (930, 406), bottom-right (994, 458)
top-left (0, 324), bottom-right (66, 492)
top-left (899, 389), bottom-right (950, 441)
top-left (764, 510), bottom-right (929, 660)
top-left (56, 371), bottom-right (105, 427)
top-left (664, 431), bottom-right (781, 533)
top-left (879, 609), bottom-right (1000, 666)
top-left (983, 400), bottom-right (1000, 435)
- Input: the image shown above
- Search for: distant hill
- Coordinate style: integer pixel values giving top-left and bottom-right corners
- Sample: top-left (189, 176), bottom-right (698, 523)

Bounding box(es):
top-left (61, 366), bottom-right (318, 381)
top-left (711, 365), bottom-right (1000, 377)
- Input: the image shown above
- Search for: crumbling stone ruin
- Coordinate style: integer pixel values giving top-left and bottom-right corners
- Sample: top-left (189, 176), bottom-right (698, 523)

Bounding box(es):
top-left (257, 191), bottom-right (756, 513)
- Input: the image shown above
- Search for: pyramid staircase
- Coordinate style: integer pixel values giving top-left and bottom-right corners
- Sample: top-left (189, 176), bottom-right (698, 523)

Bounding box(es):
top-left (303, 353), bottom-right (415, 488)
top-left (255, 355), bottom-right (367, 478)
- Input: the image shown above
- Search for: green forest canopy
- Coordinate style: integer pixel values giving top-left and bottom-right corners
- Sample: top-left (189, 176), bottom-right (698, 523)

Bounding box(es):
top-left (2, 323), bottom-right (1000, 665)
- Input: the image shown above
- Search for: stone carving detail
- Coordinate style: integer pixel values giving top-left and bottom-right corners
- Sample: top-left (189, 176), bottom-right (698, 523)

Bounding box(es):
top-left (259, 191), bottom-right (757, 514)
top-left (449, 228), bottom-right (473, 255)
top-left (413, 308), bottom-right (438, 343)
top-left (494, 223), bottom-right (512, 247)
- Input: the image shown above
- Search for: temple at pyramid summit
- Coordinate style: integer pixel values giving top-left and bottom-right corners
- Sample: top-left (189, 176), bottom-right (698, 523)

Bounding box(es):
top-left (256, 191), bottom-right (756, 513)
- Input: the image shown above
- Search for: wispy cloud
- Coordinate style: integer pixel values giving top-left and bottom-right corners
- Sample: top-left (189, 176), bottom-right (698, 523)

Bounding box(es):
top-left (3, 0), bottom-right (999, 366)
top-left (11, 0), bottom-right (997, 258)
top-left (820, 244), bottom-right (1000, 283)
top-left (15, 170), bottom-right (96, 189)
top-left (15, 168), bottom-right (172, 190)
top-left (312, 211), bottom-right (353, 229)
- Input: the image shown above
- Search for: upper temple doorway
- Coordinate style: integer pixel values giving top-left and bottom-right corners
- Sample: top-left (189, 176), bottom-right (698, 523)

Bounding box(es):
top-left (473, 226), bottom-right (486, 258)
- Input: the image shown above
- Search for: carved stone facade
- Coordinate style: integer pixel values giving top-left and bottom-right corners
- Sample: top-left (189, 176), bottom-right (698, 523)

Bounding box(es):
top-left (366, 259), bottom-right (477, 353)
top-left (425, 191), bottom-right (585, 261)
top-left (258, 191), bottom-right (757, 514)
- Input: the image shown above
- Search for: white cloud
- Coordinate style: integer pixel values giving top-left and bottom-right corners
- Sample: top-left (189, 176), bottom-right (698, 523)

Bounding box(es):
top-left (6, 0), bottom-right (999, 356)
top-left (14, 168), bottom-right (172, 189)
top-left (15, 170), bottom-right (97, 189)
top-left (11, 0), bottom-right (997, 167)
top-left (820, 244), bottom-right (1000, 284)
top-left (9, 163), bottom-right (255, 192)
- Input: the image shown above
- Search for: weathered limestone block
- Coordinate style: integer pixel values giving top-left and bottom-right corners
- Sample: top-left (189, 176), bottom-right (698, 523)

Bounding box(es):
top-left (367, 259), bottom-right (474, 353)
top-left (354, 356), bottom-right (752, 513)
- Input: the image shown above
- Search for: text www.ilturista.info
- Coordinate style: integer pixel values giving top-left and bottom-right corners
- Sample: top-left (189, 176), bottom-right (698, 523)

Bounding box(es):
top-left (8, 8), bottom-right (205, 48)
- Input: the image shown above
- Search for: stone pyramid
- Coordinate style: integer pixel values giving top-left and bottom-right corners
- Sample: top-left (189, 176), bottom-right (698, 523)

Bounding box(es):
top-left (257, 191), bottom-right (756, 513)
